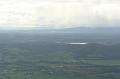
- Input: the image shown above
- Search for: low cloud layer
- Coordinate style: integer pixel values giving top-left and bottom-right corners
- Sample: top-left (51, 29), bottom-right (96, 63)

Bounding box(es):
top-left (0, 0), bottom-right (120, 28)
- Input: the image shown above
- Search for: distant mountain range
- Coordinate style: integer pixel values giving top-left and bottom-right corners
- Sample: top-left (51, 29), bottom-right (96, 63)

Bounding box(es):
top-left (57, 27), bottom-right (120, 33)
top-left (33, 26), bottom-right (120, 34)
top-left (0, 26), bottom-right (120, 34)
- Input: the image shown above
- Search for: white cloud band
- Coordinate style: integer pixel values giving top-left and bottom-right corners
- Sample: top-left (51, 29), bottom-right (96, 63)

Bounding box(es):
top-left (0, 0), bottom-right (120, 28)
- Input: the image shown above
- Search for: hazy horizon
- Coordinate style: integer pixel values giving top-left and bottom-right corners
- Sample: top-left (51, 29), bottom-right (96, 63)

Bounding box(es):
top-left (0, 0), bottom-right (120, 28)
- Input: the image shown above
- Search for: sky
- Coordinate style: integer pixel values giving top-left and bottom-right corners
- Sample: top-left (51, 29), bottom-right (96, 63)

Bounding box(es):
top-left (0, 0), bottom-right (120, 28)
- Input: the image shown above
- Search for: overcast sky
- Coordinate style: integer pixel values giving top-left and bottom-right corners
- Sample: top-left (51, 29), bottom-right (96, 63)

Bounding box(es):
top-left (0, 0), bottom-right (120, 28)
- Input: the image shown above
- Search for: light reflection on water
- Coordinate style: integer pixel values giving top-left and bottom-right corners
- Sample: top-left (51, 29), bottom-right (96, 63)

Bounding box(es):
top-left (67, 43), bottom-right (88, 45)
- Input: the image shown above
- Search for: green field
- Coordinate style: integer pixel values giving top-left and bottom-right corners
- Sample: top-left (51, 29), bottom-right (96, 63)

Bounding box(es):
top-left (82, 59), bottom-right (120, 65)
top-left (0, 63), bottom-right (120, 79)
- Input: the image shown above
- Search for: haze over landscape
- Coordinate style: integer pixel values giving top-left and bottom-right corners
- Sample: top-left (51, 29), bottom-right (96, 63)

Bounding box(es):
top-left (0, 0), bottom-right (120, 79)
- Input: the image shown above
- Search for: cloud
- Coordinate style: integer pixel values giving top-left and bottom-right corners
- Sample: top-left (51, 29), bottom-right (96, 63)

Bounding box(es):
top-left (0, 0), bottom-right (120, 28)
